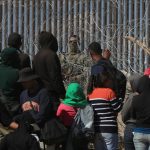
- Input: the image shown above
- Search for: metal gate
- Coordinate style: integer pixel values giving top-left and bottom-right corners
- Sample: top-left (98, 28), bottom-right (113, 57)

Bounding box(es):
top-left (1, 0), bottom-right (150, 73)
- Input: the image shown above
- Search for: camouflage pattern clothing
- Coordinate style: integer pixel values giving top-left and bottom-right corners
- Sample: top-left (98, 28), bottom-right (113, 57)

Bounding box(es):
top-left (58, 52), bottom-right (92, 90)
top-left (59, 35), bottom-right (92, 90)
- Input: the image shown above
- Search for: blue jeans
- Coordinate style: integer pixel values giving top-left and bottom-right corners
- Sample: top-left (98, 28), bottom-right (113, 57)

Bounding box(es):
top-left (134, 132), bottom-right (150, 150)
top-left (95, 133), bottom-right (118, 150)
top-left (124, 123), bottom-right (135, 150)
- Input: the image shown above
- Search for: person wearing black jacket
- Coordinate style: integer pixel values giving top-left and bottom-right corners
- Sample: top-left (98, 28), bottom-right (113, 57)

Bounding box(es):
top-left (0, 101), bottom-right (18, 129)
top-left (131, 75), bottom-right (150, 150)
top-left (18, 67), bottom-right (53, 127)
top-left (7, 32), bottom-right (31, 69)
top-left (87, 42), bottom-right (126, 101)
top-left (33, 31), bottom-right (66, 111)
top-left (0, 115), bottom-right (40, 150)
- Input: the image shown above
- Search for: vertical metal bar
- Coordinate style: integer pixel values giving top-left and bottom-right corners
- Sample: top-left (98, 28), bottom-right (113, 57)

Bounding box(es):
top-left (106, 0), bottom-right (110, 49)
top-left (18, 0), bottom-right (22, 34)
top-left (7, 0), bottom-right (12, 36)
top-left (128, 0), bottom-right (133, 73)
top-left (57, 0), bottom-right (62, 52)
top-left (51, 0), bottom-right (57, 35)
top-left (123, 0), bottom-right (127, 70)
top-left (79, 0), bottom-right (84, 51)
top-left (74, 0), bottom-right (77, 34)
top-left (46, 0), bottom-right (50, 31)
top-left (2, 0), bottom-right (6, 49)
top-left (134, 0), bottom-right (138, 72)
top-left (68, 0), bottom-right (73, 39)
top-left (145, 0), bottom-right (150, 69)
top-left (117, 0), bottom-right (122, 69)
top-left (139, 0), bottom-right (144, 73)
top-left (13, 0), bottom-right (17, 32)
top-left (76, 0), bottom-right (79, 35)
top-left (40, 0), bottom-right (44, 31)
top-left (35, 0), bottom-right (39, 54)
top-left (111, 1), bottom-right (117, 66)
top-left (95, 0), bottom-right (100, 41)
top-left (84, 0), bottom-right (89, 49)
top-left (101, 0), bottom-right (105, 49)
top-left (29, 0), bottom-right (33, 58)
top-left (90, 0), bottom-right (95, 42)
top-left (24, 0), bottom-right (28, 53)
top-left (62, 0), bottom-right (67, 52)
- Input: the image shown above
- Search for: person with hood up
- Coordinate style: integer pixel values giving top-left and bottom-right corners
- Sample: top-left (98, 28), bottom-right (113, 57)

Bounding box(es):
top-left (56, 82), bottom-right (88, 150)
top-left (33, 31), bottom-right (66, 112)
top-left (121, 74), bottom-right (142, 150)
top-left (7, 32), bottom-right (31, 69)
top-left (130, 75), bottom-right (150, 150)
top-left (57, 82), bottom-right (88, 128)
top-left (0, 48), bottom-right (21, 117)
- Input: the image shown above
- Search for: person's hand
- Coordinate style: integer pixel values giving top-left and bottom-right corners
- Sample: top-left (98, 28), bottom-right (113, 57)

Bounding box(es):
top-left (31, 101), bottom-right (39, 112)
top-left (102, 49), bottom-right (111, 60)
top-left (22, 101), bottom-right (39, 112)
top-left (9, 122), bottom-right (18, 129)
top-left (22, 101), bottom-right (32, 111)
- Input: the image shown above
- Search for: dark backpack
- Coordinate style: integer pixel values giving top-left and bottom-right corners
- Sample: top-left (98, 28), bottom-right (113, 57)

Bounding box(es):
top-left (71, 104), bottom-right (94, 141)
top-left (40, 117), bottom-right (68, 145)
top-left (95, 60), bottom-right (127, 101)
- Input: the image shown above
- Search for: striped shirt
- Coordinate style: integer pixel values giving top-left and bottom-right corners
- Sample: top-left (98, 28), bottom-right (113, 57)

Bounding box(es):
top-left (88, 88), bottom-right (122, 133)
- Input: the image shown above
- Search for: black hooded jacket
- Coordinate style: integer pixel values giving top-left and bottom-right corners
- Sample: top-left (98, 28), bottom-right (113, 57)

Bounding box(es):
top-left (33, 48), bottom-right (65, 99)
top-left (131, 75), bottom-right (150, 128)
top-left (0, 118), bottom-right (40, 150)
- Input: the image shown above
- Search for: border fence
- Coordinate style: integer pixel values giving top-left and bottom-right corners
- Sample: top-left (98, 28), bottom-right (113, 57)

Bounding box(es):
top-left (0, 0), bottom-right (150, 73)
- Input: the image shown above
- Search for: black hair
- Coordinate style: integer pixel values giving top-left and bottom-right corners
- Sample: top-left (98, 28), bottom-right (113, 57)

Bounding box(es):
top-left (8, 32), bottom-right (22, 49)
top-left (88, 42), bottom-right (102, 55)
top-left (39, 31), bottom-right (58, 52)
top-left (87, 71), bottom-right (112, 94)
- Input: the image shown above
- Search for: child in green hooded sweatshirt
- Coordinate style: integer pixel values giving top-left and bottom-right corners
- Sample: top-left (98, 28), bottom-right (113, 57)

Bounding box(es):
top-left (56, 82), bottom-right (88, 128)
top-left (56, 83), bottom-right (89, 150)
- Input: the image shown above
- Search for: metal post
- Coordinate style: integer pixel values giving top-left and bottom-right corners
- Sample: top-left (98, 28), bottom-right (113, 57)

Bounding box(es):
top-left (57, 0), bottom-right (62, 51)
top-left (79, 0), bottom-right (84, 51)
top-left (90, 0), bottom-right (95, 42)
top-left (7, 0), bottom-right (12, 36)
top-left (24, 0), bottom-right (28, 52)
top-left (95, 0), bottom-right (100, 41)
top-left (46, 0), bottom-right (50, 31)
top-left (123, 0), bottom-right (127, 70)
top-left (62, 0), bottom-right (67, 52)
top-left (13, 0), bottom-right (17, 32)
top-left (117, 0), bottom-right (122, 69)
top-left (128, 0), bottom-right (133, 73)
top-left (101, 0), bottom-right (105, 49)
top-left (34, 0), bottom-right (39, 54)
top-left (29, 0), bottom-right (33, 58)
top-left (18, 0), bottom-right (22, 34)
top-left (2, 0), bottom-right (6, 49)
top-left (139, 0), bottom-right (144, 73)
top-left (84, 0), bottom-right (89, 49)
top-left (40, 0), bottom-right (44, 31)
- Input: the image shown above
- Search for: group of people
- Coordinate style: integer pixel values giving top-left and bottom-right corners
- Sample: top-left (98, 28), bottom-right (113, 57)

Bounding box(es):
top-left (0, 31), bottom-right (149, 150)
top-left (121, 68), bottom-right (150, 150)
